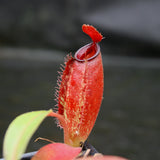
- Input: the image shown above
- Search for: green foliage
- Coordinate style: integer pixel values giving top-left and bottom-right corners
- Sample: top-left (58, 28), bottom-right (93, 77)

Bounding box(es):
top-left (3, 110), bottom-right (53, 160)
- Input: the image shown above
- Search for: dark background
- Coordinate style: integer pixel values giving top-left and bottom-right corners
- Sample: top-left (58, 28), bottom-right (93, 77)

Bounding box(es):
top-left (0, 0), bottom-right (160, 159)
top-left (0, 0), bottom-right (160, 58)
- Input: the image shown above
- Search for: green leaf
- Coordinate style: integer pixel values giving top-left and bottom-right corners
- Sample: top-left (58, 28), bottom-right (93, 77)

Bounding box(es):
top-left (3, 109), bottom-right (53, 160)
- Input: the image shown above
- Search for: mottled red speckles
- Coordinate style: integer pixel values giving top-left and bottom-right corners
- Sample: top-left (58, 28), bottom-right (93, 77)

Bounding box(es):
top-left (56, 24), bottom-right (104, 147)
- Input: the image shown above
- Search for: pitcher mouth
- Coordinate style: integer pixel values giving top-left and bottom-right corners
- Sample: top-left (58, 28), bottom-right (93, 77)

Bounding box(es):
top-left (74, 43), bottom-right (100, 62)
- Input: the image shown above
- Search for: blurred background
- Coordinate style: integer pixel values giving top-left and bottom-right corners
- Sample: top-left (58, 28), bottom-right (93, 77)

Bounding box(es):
top-left (0, 0), bottom-right (160, 159)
